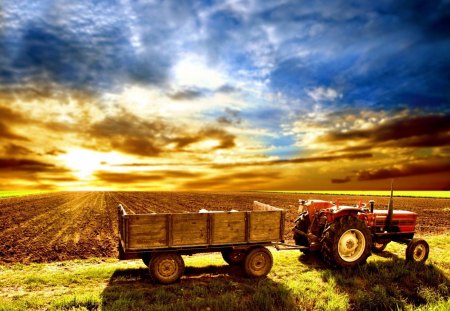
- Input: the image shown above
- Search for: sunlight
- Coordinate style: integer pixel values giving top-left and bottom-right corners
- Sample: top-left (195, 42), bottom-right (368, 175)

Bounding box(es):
top-left (59, 149), bottom-right (125, 180)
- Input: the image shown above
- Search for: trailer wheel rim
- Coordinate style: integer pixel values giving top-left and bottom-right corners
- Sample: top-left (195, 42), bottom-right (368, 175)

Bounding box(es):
top-left (413, 244), bottom-right (426, 261)
top-left (338, 229), bottom-right (366, 262)
top-left (157, 258), bottom-right (178, 278)
top-left (248, 252), bottom-right (270, 275)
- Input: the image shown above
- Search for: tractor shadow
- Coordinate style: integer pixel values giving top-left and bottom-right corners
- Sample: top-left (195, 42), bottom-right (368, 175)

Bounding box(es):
top-left (298, 251), bottom-right (450, 310)
top-left (101, 260), bottom-right (296, 310)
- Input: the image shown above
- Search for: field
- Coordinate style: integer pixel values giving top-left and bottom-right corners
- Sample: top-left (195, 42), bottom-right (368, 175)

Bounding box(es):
top-left (1, 191), bottom-right (449, 310)
top-left (259, 190), bottom-right (450, 198)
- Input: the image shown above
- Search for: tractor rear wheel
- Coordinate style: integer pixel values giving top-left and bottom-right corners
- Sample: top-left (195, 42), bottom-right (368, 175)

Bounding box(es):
top-left (149, 253), bottom-right (185, 284)
top-left (406, 238), bottom-right (429, 263)
top-left (244, 246), bottom-right (273, 277)
top-left (372, 242), bottom-right (389, 253)
top-left (294, 212), bottom-right (310, 254)
top-left (321, 216), bottom-right (372, 268)
top-left (221, 248), bottom-right (246, 265)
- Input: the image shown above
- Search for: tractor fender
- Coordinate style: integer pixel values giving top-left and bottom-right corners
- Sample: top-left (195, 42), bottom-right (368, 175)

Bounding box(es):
top-left (328, 207), bottom-right (364, 222)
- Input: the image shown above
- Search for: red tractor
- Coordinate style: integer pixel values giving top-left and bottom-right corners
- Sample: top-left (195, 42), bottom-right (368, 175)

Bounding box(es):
top-left (293, 187), bottom-right (429, 268)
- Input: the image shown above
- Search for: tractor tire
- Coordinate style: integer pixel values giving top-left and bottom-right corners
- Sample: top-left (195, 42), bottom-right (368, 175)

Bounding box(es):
top-left (372, 242), bottom-right (389, 253)
top-left (244, 246), bottom-right (273, 278)
top-left (294, 212), bottom-right (310, 254)
top-left (406, 238), bottom-right (429, 263)
top-left (141, 253), bottom-right (151, 267)
top-left (149, 253), bottom-right (185, 284)
top-left (221, 248), bottom-right (246, 265)
top-left (321, 216), bottom-right (372, 268)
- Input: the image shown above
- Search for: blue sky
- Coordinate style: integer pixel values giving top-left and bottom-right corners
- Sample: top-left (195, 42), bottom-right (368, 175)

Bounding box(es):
top-left (0, 0), bottom-right (449, 190)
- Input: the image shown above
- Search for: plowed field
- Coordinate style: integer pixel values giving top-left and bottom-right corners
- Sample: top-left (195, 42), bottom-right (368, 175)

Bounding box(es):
top-left (1, 192), bottom-right (449, 264)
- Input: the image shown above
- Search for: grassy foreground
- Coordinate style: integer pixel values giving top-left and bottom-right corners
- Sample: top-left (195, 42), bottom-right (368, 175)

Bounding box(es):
top-left (258, 190), bottom-right (450, 198)
top-left (1, 235), bottom-right (449, 311)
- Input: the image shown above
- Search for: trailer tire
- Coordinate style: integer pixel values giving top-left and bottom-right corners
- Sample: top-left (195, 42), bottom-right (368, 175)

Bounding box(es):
top-left (294, 212), bottom-right (310, 254)
top-left (244, 247), bottom-right (273, 278)
top-left (321, 216), bottom-right (371, 268)
top-left (149, 253), bottom-right (185, 284)
top-left (406, 238), bottom-right (429, 263)
top-left (141, 253), bottom-right (151, 267)
top-left (372, 242), bottom-right (389, 253)
top-left (222, 248), bottom-right (246, 265)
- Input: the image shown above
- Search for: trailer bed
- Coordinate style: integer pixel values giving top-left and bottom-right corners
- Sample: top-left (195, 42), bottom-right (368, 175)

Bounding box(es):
top-left (118, 201), bottom-right (285, 258)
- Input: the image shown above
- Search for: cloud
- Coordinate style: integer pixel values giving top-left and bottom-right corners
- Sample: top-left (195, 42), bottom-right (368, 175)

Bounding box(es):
top-left (86, 109), bottom-right (236, 156)
top-left (168, 88), bottom-right (206, 100)
top-left (318, 114), bottom-right (450, 148)
top-left (2, 143), bottom-right (34, 156)
top-left (356, 160), bottom-right (450, 181)
top-left (95, 170), bottom-right (201, 184)
top-left (211, 152), bottom-right (372, 168)
top-left (0, 158), bottom-right (67, 173)
top-left (331, 176), bottom-right (351, 184)
top-left (216, 108), bottom-right (242, 125)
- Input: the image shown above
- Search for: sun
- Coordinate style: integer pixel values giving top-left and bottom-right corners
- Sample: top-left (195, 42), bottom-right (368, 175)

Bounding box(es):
top-left (59, 149), bottom-right (124, 180)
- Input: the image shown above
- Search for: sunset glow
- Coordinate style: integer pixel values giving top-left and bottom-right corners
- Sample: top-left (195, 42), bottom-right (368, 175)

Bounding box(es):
top-left (0, 1), bottom-right (449, 191)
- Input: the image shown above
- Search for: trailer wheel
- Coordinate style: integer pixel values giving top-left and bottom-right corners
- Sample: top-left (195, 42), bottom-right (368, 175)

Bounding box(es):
top-left (406, 238), bottom-right (429, 263)
top-left (294, 212), bottom-right (310, 254)
top-left (321, 216), bottom-right (372, 268)
top-left (372, 242), bottom-right (389, 253)
top-left (244, 247), bottom-right (273, 278)
top-left (221, 248), bottom-right (246, 265)
top-left (141, 253), bottom-right (151, 267)
top-left (149, 253), bottom-right (185, 284)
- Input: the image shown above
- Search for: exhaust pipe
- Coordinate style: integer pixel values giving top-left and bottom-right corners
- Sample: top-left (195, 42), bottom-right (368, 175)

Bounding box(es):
top-left (385, 180), bottom-right (394, 232)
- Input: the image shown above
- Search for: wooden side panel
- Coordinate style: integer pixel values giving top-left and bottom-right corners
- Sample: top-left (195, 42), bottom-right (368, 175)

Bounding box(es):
top-left (172, 213), bottom-right (208, 246)
top-left (249, 211), bottom-right (282, 242)
top-left (211, 212), bottom-right (246, 244)
top-left (127, 214), bottom-right (168, 249)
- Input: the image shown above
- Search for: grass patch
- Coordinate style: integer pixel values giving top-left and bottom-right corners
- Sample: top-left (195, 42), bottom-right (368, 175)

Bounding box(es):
top-left (0, 190), bottom-right (52, 199)
top-left (0, 236), bottom-right (449, 310)
top-left (256, 190), bottom-right (450, 198)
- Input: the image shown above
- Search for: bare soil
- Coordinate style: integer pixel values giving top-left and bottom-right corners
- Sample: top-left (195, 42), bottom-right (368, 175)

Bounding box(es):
top-left (1, 191), bottom-right (449, 264)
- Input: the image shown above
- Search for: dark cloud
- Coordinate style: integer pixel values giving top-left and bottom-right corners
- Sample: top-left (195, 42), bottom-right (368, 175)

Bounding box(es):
top-left (168, 88), bottom-right (206, 100)
top-left (319, 114), bottom-right (450, 148)
top-left (0, 158), bottom-right (67, 173)
top-left (211, 153), bottom-right (372, 168)
top-left (331, 176), bottom-right (351, 184)
top-left (356, 160), bottom-right (450, 181)
top-left (217, 108), bottom-right (242, 125)
top-left (95, 170), bottom-right (201, 184)
top-left (45, 148), bottom-right (67, 156)
top-left (182, 171), bottom-right (281, 190)
top-left (2, 143), bottom-right (34, 156)
top-left (87, 110), bottom-right (236, 156)
top-left (0, 122), bottom-right (28, 141)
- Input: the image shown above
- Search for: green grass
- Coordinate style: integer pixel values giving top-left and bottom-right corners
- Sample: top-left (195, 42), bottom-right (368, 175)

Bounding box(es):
top-left (257, 190), bottom-right (450, 198)
top-left (1, 236), bottom-right (449, 311)
top-left (0, 190), bottom-right (51, 198)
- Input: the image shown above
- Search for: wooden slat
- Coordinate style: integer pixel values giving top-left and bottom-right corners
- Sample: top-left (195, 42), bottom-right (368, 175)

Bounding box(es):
top-left (128, 215), bottom-right (168, 248)
top-left (249, 211), bottom-right (282, 242)
top-left (172, 213), bottom-right (208, 246)
top-left (211, 212), bottom-right (246, 244)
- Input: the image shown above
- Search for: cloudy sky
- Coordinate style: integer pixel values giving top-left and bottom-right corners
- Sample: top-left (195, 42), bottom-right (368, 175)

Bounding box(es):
top-left (0, 0), bottom-right (449, 191)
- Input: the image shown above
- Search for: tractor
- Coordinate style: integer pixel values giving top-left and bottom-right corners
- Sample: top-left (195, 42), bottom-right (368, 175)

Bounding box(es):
top-left (292, 185), bottom-right (429, 268)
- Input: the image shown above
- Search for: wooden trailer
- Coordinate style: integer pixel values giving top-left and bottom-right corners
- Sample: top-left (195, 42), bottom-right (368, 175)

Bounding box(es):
top-left (118, 201), bottom-right (285, 283)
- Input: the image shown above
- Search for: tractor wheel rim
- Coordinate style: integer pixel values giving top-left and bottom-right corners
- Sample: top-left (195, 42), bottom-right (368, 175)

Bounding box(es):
top-left (158, 259), bottom-right (177, 278)
top-left (338, 229), bottom-right (366, 262)
top-left (413, 244), bottom-right (426, 261)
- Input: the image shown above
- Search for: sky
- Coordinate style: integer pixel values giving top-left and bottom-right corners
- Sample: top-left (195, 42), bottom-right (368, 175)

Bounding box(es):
top-left (0, 0), bottom-right (449, 191)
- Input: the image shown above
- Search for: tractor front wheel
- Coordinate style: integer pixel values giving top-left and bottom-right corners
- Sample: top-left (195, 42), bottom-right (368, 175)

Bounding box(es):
top-left (406, 238), bottom-right (429, 263)
top-left (321, 216), bottom-right (372, 268)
